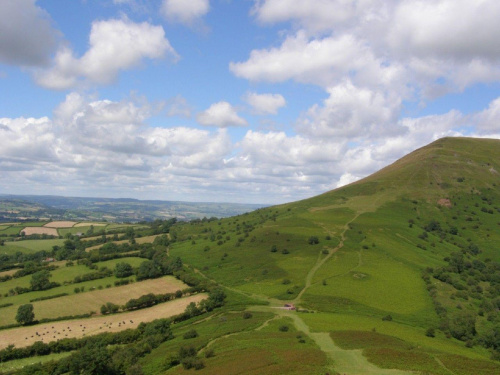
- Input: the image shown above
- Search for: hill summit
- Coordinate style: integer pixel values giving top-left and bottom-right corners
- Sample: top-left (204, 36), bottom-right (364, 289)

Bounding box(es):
top-left (169, 137), bottom-right (500, 372)
top-left (1, 137), bottom-right (498, 375)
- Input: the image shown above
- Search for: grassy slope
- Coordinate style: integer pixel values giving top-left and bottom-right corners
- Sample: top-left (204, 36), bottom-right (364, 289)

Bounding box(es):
top-left (166, 137), bottom-right (500, 374)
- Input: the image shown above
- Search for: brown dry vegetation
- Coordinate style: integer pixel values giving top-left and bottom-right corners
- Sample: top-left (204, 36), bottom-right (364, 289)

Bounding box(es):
top-left (0, 269), bottom-right (21, 277)
top-left (0, 276), bottom-right (187, 325)
top-left (0, 294), bottom-right (207, 350)
top-left (44, 221), bottom-right (76, 228)
top-left (437, 198), bottom-right (452, 207)
top-left (81, 234), bottom-right (115, 242)
top-left (74, 223), bottom-right (107, 227)
top-left (21, 227), bottom-right (58, 236)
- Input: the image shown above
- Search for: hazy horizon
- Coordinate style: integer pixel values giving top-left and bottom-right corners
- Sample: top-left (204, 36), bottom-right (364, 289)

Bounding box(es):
top-left (1, 0), bottom-right (500, 205)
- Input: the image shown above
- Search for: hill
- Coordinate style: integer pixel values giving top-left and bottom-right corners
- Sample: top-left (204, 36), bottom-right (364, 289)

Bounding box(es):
top-left (0, 195), bottom-right (264, 222)
top-left (164, 137), bottom-right (500, 374)
top-left (0, 137), bottom-right (498, 375)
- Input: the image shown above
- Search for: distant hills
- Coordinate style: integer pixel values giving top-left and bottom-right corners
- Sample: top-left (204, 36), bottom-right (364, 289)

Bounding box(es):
top-left (1, 137), bottom-right (499, 374)
top-left (0, 194), bottom-right (264, 222)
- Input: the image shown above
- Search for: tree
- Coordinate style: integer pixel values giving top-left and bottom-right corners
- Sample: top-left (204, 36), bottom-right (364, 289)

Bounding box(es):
top-left (449, 312), bottom-right (476, 341)
top-left (16, 304), bottom-right (35, 325)
top-left (125, 227), bottom-right (135, 240)
top-left (114, 262), bottom-right (133, 278)
top-left (308, 236), bottom-right (319, 245)
top-left (68, 341), bottom-right (114, 375)
top-left (30, 270), bottom-right (51, 291)
top-left (136, 260), bottom-right (162, 281)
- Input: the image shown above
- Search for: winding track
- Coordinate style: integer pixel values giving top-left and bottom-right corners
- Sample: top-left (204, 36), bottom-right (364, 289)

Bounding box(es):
top-left (190, 205), bottom-right (415, 375)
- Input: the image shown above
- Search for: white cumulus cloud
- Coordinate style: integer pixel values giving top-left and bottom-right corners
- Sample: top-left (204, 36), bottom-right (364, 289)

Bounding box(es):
top-left (244, 92), bottom-right (286, 115)
top-left (35, 18), bottom-right (177, 89)
top-left (297, 81), bottom-right (402, 139)
top-left (197, 102), bottom-right (248, 127)
top-left (161, 0), bottom-right (210, 26)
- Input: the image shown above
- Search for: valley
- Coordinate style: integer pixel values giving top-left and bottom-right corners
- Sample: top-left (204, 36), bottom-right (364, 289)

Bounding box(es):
top-left (0, 138), bottom-right (499, 374)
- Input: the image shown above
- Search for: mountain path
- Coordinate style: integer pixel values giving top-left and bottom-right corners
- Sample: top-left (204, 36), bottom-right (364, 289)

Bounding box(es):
top-left (294, 211), bottom-right (361, 303)
top-left (182, 197), bottom-right (415, 375)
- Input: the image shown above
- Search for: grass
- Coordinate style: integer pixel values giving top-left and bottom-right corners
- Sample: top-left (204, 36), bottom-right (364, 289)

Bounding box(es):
top-left (0, 276), bottom-right (187, 326)
top-left (0, 226), bottom-right (25, 235)
top-left (437, 354), bottom-right (500, 375)
top-left (58, 226), bottom-right (92, 236)
top-left (20, 221), bottom-right (49, 227)
top-left (330, 330), bottom-right (414, 350)
top-left (2, 239), bottom-right (65, 253)
top-left (330, 331), bottom-right (449, 375)
top-left (85, 234), bottom-right (160, 251)
top-left (0, 351), bottom-right (73, 372)
top-left (364, 347), bottom-right (450, 375)
top-left (1, 138), bottom-right (499, 373)
top-left (302, 312), bottom-right (492, 360)
top-left (0, 257), bottom-right (145, 304)
top-left (140, 311), bottom-right (274, 374)
top-left (140, 311), bottom-right (328, 375)
top-left (0, 293), bottom-right (207, 350)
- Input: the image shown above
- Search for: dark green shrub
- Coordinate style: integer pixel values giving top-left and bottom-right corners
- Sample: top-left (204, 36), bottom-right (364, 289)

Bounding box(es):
top-left (279, 325), bottom-right (289, 332)
top-left (183, 329), bottom-right (199, 339)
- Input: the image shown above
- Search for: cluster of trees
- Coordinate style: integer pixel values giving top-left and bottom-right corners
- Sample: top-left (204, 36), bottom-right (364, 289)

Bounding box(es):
top-left (423, 240), bottom-right (500, 359)
top-left (136, 253), bottom-right (182, 281)
top-left (3, 285), bottom-right (227, 374)
top-left (0, 318), bottom-right (174, 375)
top-left (72, 267), bottom-right (113, 284)
top-left (0, 263), bottom-right (57, 283)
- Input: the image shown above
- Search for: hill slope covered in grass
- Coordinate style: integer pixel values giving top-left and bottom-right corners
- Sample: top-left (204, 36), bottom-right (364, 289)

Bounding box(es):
top-left (1, 137), bottom-right (498, 375)
top-left (165, 137), bottom-right (500, 374)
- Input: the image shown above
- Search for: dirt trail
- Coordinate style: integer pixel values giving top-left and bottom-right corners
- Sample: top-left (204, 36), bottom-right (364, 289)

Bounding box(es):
top-left (248, 306), bottom-right (412, 375)
top-left (294, 212), bottom-right (361, 303)
top-left (186, 198), bottom-right (415, 375)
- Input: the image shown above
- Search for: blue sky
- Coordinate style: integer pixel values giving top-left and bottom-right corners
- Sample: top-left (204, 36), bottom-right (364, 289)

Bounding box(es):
top-left (1, 0), bottom-right (499, 204)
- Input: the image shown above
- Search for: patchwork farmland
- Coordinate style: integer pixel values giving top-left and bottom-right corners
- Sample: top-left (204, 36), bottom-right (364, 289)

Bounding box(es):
top-left (0, 139), bottom-right (499, 374)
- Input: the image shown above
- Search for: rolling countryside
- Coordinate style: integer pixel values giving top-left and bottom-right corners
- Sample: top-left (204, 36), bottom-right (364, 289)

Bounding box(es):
top-left (0, 137), bottom-right (499, 374)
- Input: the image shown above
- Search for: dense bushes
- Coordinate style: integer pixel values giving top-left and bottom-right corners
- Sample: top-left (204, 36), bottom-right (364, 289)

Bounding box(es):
top-left (136, 254), bottom-right (182, 281)
top-left (30, 293), bottom-right (68, 302)
top-left (423, 238), bottom-right (500, 359)
top-left (0, 317), bottom-right (172, 368)
top-left (72, 267), bottom-right (113, 284)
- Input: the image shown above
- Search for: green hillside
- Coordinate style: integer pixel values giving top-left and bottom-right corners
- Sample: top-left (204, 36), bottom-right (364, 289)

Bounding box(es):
top-left (1, 137), bottom-right (498, 375)
top-left (165, 137), bottom-right (500, 374)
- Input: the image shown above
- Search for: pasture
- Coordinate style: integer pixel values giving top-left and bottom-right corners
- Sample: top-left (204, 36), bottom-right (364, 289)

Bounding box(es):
top-left (21, 227), bottom-right (59, 236)
top-left (0, 293), bottom-right (207, 350)
top-left (85, 234), bottom-right (160, 252)
top-left (1, 239), bottom-right (65, 254)
top-left (164, 325), bottom-right (328, 375)
top-left (74, 222), bottom-right (107, 227)
top-left (0, 275), bottom-right (187, 326)
top-left (44, 221), bottom-right (76, 228)
top-left (0, 226), bottom-right (25, 235)
top-left (302, 312), bottom-right (492, 361)
top-left (139, 311), bottom-right (329, 375)
top-left (0, 352), bottom-right (73, 373)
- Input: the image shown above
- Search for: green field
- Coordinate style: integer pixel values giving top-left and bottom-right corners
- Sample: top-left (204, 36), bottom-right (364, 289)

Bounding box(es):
top-left (0, 138), bottom-right (499, 374)
top-left (0, 274), bottom-right (185, 326)
top-left (164, 138), bottom-right (500, 374)
top-left (2, 239), bottom-right (65, 254)
top-left (0, 226), bottom-right (24, 235)
top-left (0, 352), bottom-right (73, 372)
top-left (0, 256), bottom-right (151, 326)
